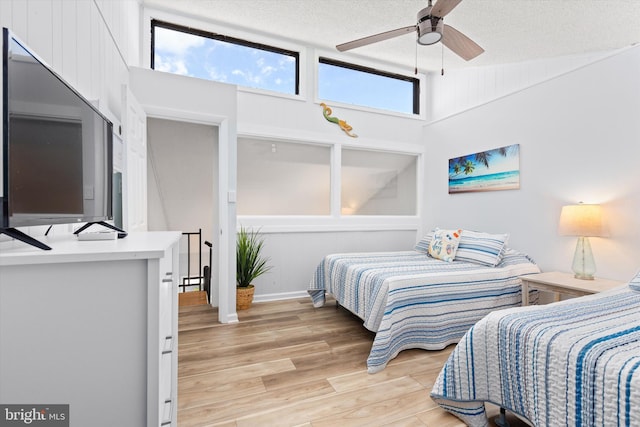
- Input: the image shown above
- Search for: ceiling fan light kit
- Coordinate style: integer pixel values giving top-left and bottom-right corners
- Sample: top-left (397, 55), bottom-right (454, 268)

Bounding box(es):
top-left (417, 18), bottom-right (443, 45)
top-left (336, 0), bottom-right (483, 62)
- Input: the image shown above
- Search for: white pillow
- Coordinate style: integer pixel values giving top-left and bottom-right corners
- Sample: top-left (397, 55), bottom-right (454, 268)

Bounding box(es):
top-left (428, 228), bottom-right (462, 262)
top-left (455, 230), bottom-right (509, 267)
top-left (414, 230), bottom-right (435, 254)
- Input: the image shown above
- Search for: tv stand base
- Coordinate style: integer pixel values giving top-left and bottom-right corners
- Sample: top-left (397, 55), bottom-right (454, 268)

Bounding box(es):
top-left (74, 221), bottom-right (127, 239)
top-left (0, 227), bottom-right (52, 250)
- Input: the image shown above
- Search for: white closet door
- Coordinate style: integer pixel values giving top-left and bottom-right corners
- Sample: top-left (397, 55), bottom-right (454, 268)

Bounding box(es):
top-left (122, 85), bottom-right (148, 232)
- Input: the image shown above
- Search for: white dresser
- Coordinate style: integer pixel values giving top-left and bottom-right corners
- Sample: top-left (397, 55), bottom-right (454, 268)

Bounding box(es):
top-left (0, 231), bottom-right (180, 427)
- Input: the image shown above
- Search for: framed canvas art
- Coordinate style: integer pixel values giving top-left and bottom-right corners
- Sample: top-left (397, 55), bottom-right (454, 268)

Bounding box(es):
top-left (448, 144), bottom-right (520, 194)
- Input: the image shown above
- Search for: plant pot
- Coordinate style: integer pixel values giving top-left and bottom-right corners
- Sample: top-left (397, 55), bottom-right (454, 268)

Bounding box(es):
top-left (236, 285), bottom-right (255, 310)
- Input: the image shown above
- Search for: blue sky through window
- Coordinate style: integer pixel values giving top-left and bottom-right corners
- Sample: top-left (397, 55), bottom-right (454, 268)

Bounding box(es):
top-left (318, 62), bottom-right (416, 115)
top-left (153, 26), bottom-right (297, 94)
top-left (152, 23), bottom-right (418, 115)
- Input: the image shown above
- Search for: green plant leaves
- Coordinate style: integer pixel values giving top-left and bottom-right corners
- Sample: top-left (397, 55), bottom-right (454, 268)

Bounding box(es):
top-left (236, 226), bottom-right (272, 288)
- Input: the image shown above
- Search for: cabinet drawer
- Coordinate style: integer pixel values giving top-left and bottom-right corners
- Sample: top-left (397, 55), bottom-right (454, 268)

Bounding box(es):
top-left (159, 274), bottom-right (173, 338)
top-left (160, 398), bottom-right (173, 426)
top-left (160, 350), bottom-right (173, 425)
top-left (159, 248), bottom-right (174, 339)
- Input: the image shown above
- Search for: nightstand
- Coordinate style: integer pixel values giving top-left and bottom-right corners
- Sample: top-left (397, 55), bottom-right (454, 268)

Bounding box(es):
top-left (520, 271), bottom-right (625, 306)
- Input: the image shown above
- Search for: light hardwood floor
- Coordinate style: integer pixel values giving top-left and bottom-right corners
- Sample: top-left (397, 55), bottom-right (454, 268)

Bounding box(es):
top-left (177, 296), bottom-right (526, 427)
top-left (179, 290), bottom-right (209, 307)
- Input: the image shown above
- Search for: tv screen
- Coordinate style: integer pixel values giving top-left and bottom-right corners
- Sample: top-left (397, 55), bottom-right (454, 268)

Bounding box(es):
top-left (1, 28), bottom-right (114, 247)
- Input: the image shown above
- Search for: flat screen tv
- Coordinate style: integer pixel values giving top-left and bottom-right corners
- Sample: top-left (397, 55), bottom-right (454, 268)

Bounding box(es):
top-left (1, 28), bottom-right (121, 250)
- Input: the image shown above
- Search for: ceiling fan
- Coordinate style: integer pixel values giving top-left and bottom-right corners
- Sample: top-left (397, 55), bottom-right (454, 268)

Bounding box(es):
top-left (336, 0), bottom-right (484, 62)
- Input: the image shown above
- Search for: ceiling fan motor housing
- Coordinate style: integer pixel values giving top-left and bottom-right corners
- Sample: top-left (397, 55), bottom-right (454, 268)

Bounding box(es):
top-left (417, 6), bottom-right (443, 45)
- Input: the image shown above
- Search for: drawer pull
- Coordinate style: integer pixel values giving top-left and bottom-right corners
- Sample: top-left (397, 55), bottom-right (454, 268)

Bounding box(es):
top-left (165, 272), bottom-right (172, 276)
top-left (162, 278), bottom-right (173, 283)
top-left (161, 398), bottom-right (173, 426)
top-left (162, 335), bottom-right (173, 354)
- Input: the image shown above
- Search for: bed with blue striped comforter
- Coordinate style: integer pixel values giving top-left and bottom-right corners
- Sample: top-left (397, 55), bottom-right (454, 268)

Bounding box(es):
top-left (430, 285), bottom-right (640, 426)
top-left (308, 248), bottom-right (540, 373)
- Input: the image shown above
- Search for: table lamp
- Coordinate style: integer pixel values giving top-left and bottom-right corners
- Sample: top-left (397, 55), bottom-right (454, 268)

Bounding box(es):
top-left (558, 203), bottom-right (606, 280)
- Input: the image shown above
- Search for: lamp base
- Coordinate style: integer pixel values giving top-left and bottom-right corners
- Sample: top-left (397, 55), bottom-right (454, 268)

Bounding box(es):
top-left (571, 236), bottom-right (597, 281)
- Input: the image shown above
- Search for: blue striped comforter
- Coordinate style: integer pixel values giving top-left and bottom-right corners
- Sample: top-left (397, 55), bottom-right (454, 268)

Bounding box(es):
top-left (431, 286), bottom-right (640, 426)
top-left (308, 248), bottom-right (540, 373)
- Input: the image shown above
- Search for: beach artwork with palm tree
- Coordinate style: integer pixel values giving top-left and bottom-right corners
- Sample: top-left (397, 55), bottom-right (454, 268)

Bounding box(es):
top-left (448, 144), bottom-right (520, 194)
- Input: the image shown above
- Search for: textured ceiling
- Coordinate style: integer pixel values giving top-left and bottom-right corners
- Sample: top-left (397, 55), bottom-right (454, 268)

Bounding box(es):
top-left (143, 0), bottom-right (640, 72)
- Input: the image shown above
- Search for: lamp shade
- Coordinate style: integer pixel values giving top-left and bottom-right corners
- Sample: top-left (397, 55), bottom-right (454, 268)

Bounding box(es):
top-left (558, 204), bottom-right (606, 237)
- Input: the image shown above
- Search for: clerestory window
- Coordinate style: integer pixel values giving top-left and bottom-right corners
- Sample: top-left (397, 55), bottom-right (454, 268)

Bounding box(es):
top-left (151, 20), bottom-right (299, 95)
top-left (318, 57), bottom-right (419, 115)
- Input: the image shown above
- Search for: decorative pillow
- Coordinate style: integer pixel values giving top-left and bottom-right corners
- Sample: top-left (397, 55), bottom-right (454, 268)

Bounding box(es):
top-left (428, 228), bottom-right (462, 262)
top-left (629, 270), bottom-right (640, 292)
top-left (414, 230), bottom-right (435, 254)
top-left (455, 230), bottom-right (510, 267)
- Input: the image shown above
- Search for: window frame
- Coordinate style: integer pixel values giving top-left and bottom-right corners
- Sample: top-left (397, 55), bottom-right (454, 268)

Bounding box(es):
top-left (340, 147), bottom-right (418, 216)
top-left (236, 134), bottom-right (423, 233)
top-left (151, 19), bottom-right (301, 95)
top-left (318, 57), bottom-right (420, 115)
top-left (236, 136), bottom-right (333, 216)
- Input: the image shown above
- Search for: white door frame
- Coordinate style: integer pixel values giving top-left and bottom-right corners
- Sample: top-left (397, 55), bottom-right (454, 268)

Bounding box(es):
top-left (122, 86), bottom-right (148, 232)
top-left (141, 106), bottom-right (238, 324)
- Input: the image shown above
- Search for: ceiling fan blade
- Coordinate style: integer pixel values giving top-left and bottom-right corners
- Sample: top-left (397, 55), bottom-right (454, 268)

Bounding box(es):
top-left (336, 25), bottom-right (416, 52)
top-left (431, 0), bottom-right (463, 18)
top-left (442, 24), bottom-right (484, 61)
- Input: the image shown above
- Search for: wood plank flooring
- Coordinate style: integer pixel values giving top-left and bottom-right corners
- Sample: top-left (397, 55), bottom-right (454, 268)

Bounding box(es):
top-left (177, 296), bottom-right (527, 426)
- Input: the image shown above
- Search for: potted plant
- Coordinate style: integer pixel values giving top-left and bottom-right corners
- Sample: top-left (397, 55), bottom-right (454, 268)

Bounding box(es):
top-left (236, 226), bottom-right (272, 310)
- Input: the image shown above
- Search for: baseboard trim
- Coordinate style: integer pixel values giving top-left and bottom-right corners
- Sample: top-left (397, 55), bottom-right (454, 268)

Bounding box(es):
top-left (253, 290), bottom-right (310, 303)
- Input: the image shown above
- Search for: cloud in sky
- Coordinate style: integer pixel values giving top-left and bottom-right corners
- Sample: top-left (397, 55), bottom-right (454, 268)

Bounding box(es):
top-left (153, 26), bottom-right (297, 94)
top-left (232, 69), bottom-right (264, 85)
top-left (206, 65), bottom-right (228, 83)
top-left (155, 28), bottom-right (205, 55)
top-left (256, 57), bottom-right (276, 76)
top-left (155, 55), bottom-right (189, 75)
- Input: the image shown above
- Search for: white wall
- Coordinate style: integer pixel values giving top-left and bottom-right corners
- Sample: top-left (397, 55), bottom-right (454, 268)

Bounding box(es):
top-left (234, 88), bottom-right (427, 299)
top-left (147, 118), bottom-right (219, 304)
top-left (425, 50), bottom-right (615, 122)
top-left (0, 0), bottom-right (139, 241)
top-left (234, 68), bottom-right (427, 300)
top-left (128, 66), bottom-right (238, 322)
top-left (423, 46), bottom-right (640, 282)
top-left (147, 118), bottom-right (218, 236)
top-left (139, 8), bottom-right (431, 303)
top-left (0, 0), bottom-right (139, 125)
